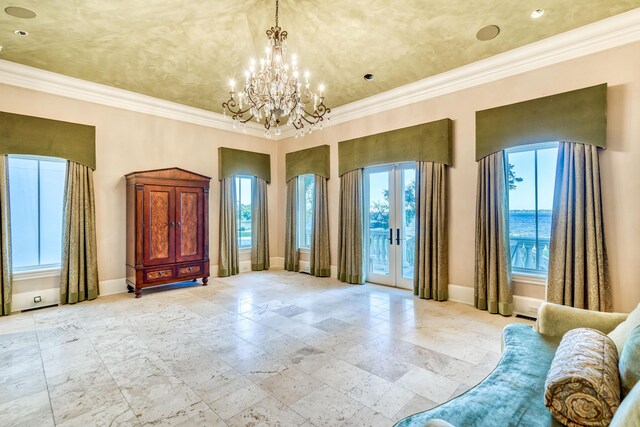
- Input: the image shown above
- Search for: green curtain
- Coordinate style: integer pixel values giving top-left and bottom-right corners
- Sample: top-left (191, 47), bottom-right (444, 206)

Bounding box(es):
top-left (218, 177), bottom-right (238, 277)
top-left (414, 162), bottom-right (448, 301)
top-left (337, 169), bottom-right (364, 284)
top-left (474, 151), bottom-right (513, 316)
top-left (251, 177), bottom-right (270, 271)
top-left (310, 175), bottom-right (331, 277)
top-left (547, 142), bottom-right (611, 312)
top-left (60, 161), bottom-right (99, 304)
top-left (284, 178), bottom-right (299, 272)
top-left (0, 156), bottom-right (12, 315)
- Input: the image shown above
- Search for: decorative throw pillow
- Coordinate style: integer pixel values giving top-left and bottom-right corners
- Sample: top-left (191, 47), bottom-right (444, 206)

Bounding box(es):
top-left (619, 324), bottom-right (640, 397)
top-left (609, 381), bottom-right (640, 427)
top-left (608, 303), bottom-right (640, 356)
top-left (545, 328), bottom-right (621, 427)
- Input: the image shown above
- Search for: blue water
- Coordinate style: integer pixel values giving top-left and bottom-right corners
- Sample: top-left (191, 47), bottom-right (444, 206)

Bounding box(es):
top-left (509, 210), bottom-right (552, 239)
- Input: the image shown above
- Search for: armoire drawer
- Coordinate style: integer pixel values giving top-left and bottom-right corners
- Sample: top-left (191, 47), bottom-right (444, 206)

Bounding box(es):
top-left (144, 267), bottom-right (174, 283)
top-left (177, 262), bottom-right (205, 278)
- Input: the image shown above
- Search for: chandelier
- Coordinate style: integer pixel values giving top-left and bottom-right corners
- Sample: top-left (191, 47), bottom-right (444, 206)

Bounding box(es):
top-left (222, 0), bottom-right (330, 138)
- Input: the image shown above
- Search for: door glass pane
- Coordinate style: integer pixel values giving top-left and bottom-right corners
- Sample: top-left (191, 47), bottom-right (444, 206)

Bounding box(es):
top-left (39, 160), bottom-right (66, 265)
top-left (8, 158), bottom-right (39, 268)
top-left (402, 168), bottom-right (416, 279)
top-left (368, 171), bottom-right (390, 276)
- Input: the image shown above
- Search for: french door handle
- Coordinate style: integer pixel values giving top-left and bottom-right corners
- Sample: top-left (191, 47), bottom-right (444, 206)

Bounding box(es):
top-left (396, 228), bottom-right (401, 245)
top-left (389, 229), bottom-right (393, 245)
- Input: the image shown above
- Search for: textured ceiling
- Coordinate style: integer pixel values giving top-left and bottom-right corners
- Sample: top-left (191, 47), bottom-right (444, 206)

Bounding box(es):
top-left (0, 1), bottom-right (639, 112)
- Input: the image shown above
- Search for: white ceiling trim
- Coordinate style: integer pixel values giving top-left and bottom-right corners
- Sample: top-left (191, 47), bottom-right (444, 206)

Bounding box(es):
top-left (279, 7), bottom-right (640, 139)
top-left (0, 8), bottom-right (639, 141)
top-left (0, 60), bottom-right (267, 138)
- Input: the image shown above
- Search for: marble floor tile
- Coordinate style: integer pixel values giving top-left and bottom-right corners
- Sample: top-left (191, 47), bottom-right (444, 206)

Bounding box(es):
top-left (209, 383), bottom-right (270, 420)
top-left (345, 374), bottom-right (393, 408)
top-left (226, 396), bottom-right (307, 427)
top-left (370, 384), bottom-right (416, 419)
top-left (342, 407), bottom-right (392, 427)
top-left (356, 352), bottom-right (413, 382)
top-left (175, 409), bottom-right (227, 427)
top-left (192, 369), bottom-right (253, 405)
top-left (0, 357), bottom-right (47, 404)
top-left (273, 305), bottom-right (308, 318)
top-left (282, 345), bottom-right (339, 374)
top-left (395, 366), bottom-right (460, 404)
top-left (311, 359), bottom-right (371, 393)
top-left (0, 270), bottom-right (532, 426)
top-left (290, 385), bottom-right (364, 426)
top-left (0, 390), bottom-right (54, 427)
top-left (258, 367), bottom-right (323, 406)
top-left (391, 395), bottom-right (439, 423)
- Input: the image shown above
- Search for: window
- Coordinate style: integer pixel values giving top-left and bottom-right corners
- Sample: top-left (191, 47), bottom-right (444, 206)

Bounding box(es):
top-left (297, 174), bottom-right (314, 249)
top-left (8, 155), bottom-right (66, 271)
top-left (235, 176), bottom-right (253, 248)
top-left (506, 142), bottom-right (558, 276)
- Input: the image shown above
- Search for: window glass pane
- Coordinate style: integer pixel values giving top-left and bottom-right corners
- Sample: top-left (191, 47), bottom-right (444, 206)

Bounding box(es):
top-left (304, 175), bottom-right (314, 248)
top-left (237, 176), bottom-right (252, 248)
top-left (508, 150), bottom-right (537, 272)
top-left (8, 158), bottom-right (39, 268)
top-left (536, 146), bottom-right (558, 272)
top-left (39, 160), bottom-right (66, 265)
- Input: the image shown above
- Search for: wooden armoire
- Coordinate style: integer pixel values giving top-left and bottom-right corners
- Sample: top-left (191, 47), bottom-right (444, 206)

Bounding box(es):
top-left (125, 168), bottom-right (210, 298)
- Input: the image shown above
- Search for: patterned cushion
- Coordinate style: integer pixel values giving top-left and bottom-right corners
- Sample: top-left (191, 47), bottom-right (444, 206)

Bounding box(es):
top-left (545, 328), bottom-right (621, 427)
top-left (619, 324), bottom-right (640, 397)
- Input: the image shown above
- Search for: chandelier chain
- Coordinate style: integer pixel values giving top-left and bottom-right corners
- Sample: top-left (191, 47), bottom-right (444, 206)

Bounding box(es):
top-left (275, 0), bottom-right (279, 27)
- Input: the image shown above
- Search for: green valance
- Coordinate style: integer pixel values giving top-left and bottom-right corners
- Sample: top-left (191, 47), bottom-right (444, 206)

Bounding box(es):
top-left (285, 145), bottom-right (330, 182)
top-left (218, 147), bottom-right (271, 183)
top-left (0, 111), bottom-right (96, 169)
top-left (476, 83), bottom-right (607, 161)
top-left (338, 119), bottom-right (452, 176)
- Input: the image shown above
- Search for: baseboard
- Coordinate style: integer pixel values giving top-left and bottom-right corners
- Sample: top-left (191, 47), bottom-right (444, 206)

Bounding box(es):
top-left (100, 278), bottom-right (127, 296)
top-left (11, 288), bottom-right (60, 312)
top-left (448, 284), bottom-right (474, 305)
top-left (271, 257), bottom-right (284, 269)
top-left (299, 260), bottom-right (311, 274)
top-left (447, 284), bottom-right (543, 318)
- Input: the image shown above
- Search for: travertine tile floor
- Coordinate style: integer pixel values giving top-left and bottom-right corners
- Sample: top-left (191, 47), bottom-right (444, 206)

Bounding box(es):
top-left (0, 270), bottom-right (533, 426)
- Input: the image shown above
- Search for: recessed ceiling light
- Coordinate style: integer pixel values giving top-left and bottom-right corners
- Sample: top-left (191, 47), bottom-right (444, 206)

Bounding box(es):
top-left (364, 73), bottom-right (374, 81)
top-left (476, 25), bottom-right (500, 41)
top-left (531, 9), bottom-right (545, 19)
top-left (13, 29), bottom-right (29, 37)
top-left (5, 6), bottom-right (36, 19)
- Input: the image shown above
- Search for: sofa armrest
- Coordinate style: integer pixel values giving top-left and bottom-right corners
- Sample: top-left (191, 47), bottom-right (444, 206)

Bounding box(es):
top-left (535, 302), bottom-right (628, 338)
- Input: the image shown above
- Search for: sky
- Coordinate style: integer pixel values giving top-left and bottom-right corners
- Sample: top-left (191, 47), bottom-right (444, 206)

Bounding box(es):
top-left (508, 146), bottom-right (558, 210)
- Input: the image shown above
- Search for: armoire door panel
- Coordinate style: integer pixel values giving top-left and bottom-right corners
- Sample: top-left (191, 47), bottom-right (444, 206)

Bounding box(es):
top-left (143, 185), bottom-right (175, 266)
top-left (175, 187), bottom-right (204, 262)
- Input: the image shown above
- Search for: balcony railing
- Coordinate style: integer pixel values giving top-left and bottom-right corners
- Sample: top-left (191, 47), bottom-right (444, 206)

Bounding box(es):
top-left (368, 228), bottom-right (415, 277)
top-left (510, 237), bottom-right (550, 273)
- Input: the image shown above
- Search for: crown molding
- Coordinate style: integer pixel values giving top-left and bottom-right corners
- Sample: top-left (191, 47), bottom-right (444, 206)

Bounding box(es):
top-left (0, 8), bottom-right (639, 141)
top-left (279, 8), bottom-right (640, 139)
top-left (0, 60), bottom-right (268, 139)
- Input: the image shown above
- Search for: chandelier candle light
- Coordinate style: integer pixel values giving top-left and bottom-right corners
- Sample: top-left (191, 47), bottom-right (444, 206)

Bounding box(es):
top-left (222, 0), bottom-right (330, 138)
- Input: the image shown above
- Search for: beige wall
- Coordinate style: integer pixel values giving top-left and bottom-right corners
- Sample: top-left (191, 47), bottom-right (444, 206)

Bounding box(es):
top-left (0, 84), bottom-right (278, 294)
top-left (2, 40), bottom-right (638, 313)
top-left (276, 41), bottom-right (640, 313)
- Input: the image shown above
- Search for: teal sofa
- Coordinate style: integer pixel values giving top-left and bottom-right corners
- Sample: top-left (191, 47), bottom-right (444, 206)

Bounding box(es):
top-left (395, 303), bottom-right (637, 427)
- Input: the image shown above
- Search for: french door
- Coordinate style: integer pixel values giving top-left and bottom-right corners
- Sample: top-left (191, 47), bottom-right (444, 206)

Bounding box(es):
top-left (364, 163), bottom-right (416, 289)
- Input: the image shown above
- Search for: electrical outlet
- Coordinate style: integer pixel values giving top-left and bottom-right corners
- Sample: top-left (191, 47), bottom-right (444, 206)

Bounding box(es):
top-left (33, 296), bottom-right (42, 303)
top-left (528, 305), bottom-right (538, 314)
